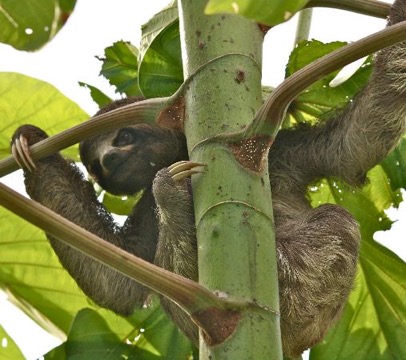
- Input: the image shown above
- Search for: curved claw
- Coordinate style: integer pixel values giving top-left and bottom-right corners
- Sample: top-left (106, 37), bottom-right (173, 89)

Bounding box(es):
top-left (168, 161), bottom-right (206, 182)
top-left (11, 135), bottom-right (36, 172)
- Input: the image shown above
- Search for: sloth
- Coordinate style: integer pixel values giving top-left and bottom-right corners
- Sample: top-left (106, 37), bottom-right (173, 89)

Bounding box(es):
top-left (10, 1), bottom-right (406, 357)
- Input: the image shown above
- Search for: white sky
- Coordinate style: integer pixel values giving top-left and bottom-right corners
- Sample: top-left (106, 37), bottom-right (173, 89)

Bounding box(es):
top-left (0, 0), bottom-right (404, 359)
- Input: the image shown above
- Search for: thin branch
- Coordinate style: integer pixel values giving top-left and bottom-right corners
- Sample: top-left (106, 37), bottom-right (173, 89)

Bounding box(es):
top-left (306, 0), bottom-right (390, 18)
top-left (248, 20), bottom-right (406, 138)
top-left (0, 182), bottom-right (231, 317)
top-left (0, 97), bottom-right (167, 178)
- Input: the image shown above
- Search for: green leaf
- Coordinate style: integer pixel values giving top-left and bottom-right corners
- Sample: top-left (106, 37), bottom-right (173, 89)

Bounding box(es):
top-left (102, 191), bottom-right (142, 216)
top-left (286, 40), bottom-right (372, 123)
top-left (286, 41), bottom-right (348, 77)
top-left (366, 165), bottom-right (403, 212)
top-left (99, 41), bottom-right (142, 97)
top-left (361, 241), bottom-right (406, 356)
top-left (78, 82), bottom-right (112, 109)
top-left (0, 73), bottom-right (91, 333)
top-left (0, 0), bottom-right (76, 51)
top-left (310, 241), bottom-right (406, 359)
top-left (310, 179), bottom-right (391, 240)
top-left (123, 297), bottom-right (194, 358)
top-left (0, 207), bottom-right (90, 335)
top-left (205, 0), bottom-right (308, 26)
top-left (0, 72), bottom-right (88, 160)
top-left (55, 309), bottom-right (136, 359)
top-left (139, 2), bottom-right (183, 97)
top-left (0, 324), bottom-right (24, 359)
top-left (380, 138), bottom-right (406, 194)
top-left (43, 342), bottom-right (67, 360)
top-left (44, 301), bottom-right (194, 360)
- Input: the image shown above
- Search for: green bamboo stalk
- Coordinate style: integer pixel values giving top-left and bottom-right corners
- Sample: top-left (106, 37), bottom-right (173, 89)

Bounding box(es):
top-left (178, 0), bottom-right (282, 358)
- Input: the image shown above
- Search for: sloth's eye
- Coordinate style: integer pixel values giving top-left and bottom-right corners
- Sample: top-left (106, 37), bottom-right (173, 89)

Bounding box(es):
top-left (115, 129), bottom-right (136, 147)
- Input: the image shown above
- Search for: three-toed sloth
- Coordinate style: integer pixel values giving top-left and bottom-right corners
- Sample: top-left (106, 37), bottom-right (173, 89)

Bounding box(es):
top-left (11, 1), bottom-right (406, 357)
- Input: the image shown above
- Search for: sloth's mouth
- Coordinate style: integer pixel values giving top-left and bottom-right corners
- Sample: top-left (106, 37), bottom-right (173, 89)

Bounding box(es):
top-left (103, 158), bottom-right (127, 179)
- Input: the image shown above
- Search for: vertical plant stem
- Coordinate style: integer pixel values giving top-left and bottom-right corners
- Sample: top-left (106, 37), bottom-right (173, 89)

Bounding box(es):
top-left (294, 8), bottom-right (313, 45)
top-left (178, 0), bottom-right (282, 358)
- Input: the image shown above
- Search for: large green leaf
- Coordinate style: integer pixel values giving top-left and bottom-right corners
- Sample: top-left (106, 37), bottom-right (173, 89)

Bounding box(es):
top-left (139, 2), bottom-right (183, 97)
top-left (44, 302), bottom-right (194, 359)
top-left (45, 309), bottom-right (140, 360)
top-left (0, 0), bottom-right (76, 51)
top-left (0, 207), bottom-right (90, 334)
top-left (0, 324), bottom-right (24, 359)
top-left (98, 41), bottom-right (142, 97)
top-left (0, 73), bottom-right (90, 333)
top-left (0, 72), bottom-right (88, 160)
top-left (97, 3), bottom-right (183, 99)
top-left (205, 0), bottom-right (309, 26)
top-left (285, 40), bottom-right (372, 124)
top-left (311, 242), bottom-right (406, 360)
top-left (122, 298), bottom-right (195, 359)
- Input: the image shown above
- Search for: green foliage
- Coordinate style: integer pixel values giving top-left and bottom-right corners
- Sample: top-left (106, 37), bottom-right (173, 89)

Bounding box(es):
top-left (0, 0), bottom-right (76, 51)
top-left (286, 40), bottom-right (372, 123)
top-left (205, 0), bottom-right (309, 26)
top-left (98, 41), bottom-right (143, 97)
top-left (310, 241), bottom-right (406, 360)
top-left (45, 304), bottom-right (193, 360)
top-left (381, 141), bottom-right (406, 191)
top-left (0, 206), bottom-right (89, 334)
top-left (0, 324), bottom-right (24, 358)
top-left (96, 4), bottom-right (183, 99)
top-left (0, 72), bottom-right (87, 160)
top-left (102, 191), bottom-right (142, 216)
top-left (139, 2), bottom-right (183, 97)
top-left (78, 82), bottom-right (112, 109)
top-left (0, 74), bottom-right (90, 332)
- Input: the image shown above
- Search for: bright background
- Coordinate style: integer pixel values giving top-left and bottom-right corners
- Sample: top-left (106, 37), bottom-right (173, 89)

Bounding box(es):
top-left (0, 0), bottom-right (404, 359)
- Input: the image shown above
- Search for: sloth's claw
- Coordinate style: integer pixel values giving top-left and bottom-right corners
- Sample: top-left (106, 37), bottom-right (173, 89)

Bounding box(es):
top-left (12, 135), bottom-right (37, 172)
top-left (168, 161), bottom-right (206, 182)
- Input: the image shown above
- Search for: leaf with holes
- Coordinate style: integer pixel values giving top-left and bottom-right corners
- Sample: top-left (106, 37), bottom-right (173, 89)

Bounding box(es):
top-left (0, 0), bottom-right (76, 51)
